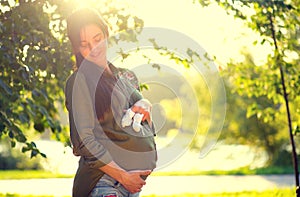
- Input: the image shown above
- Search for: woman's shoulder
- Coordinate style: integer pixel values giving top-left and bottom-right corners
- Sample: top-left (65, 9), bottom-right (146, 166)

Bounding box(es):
top-left (65, 70), bottom-right (89, 92)
top-left (115, 67), bottom-right (140, 90)
top-left (66, 70), bottom-right (79, 86)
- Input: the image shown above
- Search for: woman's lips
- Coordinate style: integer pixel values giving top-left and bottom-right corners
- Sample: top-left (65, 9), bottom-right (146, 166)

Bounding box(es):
top-left (90, 50), bottom-right (101, 58)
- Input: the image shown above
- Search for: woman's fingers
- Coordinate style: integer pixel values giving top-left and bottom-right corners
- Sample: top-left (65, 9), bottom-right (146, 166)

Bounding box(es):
top-left (131, 106), bottom-right (152, 123)
top-left (142, 113), bottom-right (152, 126)
top-left (121, 170), bottom-right (151, 193)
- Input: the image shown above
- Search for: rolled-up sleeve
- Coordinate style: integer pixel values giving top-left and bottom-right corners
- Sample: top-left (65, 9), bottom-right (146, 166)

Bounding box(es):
top-left (66, 72), bottom-right (113, 169)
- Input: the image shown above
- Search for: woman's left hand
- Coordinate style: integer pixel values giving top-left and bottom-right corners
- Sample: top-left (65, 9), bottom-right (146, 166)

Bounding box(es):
top-left (131, 105), bottom-right (152, 126)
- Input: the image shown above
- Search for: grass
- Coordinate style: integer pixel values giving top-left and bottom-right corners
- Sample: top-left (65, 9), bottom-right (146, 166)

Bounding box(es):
top-left (0, 188), bottom-right (295, 197)
top-left (152, 166), bottom-right (295, 176)
top-left (0, 166), bottom-right (294, 180)
top-left (144, 187), bottom-right (295, 196)
top-left (0, 170), bottom-right (73, 180)
top-left (0, 195), bottom-right (57, 197)
top-left (0, 167), bottom-right (295, 197)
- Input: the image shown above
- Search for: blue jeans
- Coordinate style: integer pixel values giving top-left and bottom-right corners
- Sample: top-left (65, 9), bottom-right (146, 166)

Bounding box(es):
top-left (90, 174), bottom-right (140, 197)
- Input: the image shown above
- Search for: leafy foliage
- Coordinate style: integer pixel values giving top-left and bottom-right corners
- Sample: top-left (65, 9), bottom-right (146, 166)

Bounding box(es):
top-left (199, 0), bottom-right (300, 130)
top-left (197, 0), bottom-right (300, 191)
top-left (0, 0), bottom-right (72, 158)
top-left (0, 0), bottom-right (144, 157)
top-left (0, 138), bottom-right (42, 170)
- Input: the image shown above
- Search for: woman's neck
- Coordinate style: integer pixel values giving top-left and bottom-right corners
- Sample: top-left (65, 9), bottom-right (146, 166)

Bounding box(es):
top-left (104, 64), bottom-right (113, 75)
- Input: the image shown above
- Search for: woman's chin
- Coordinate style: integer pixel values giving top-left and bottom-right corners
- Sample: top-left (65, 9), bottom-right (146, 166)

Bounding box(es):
top-left (87, 56), bottom-right (106, 67)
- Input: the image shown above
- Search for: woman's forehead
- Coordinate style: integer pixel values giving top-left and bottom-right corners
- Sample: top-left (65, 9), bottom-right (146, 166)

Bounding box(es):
top-left (80, 24), bottom-right (103, 41)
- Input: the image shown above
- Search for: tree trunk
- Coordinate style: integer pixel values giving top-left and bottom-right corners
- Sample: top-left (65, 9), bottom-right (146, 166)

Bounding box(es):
top-left (268, 7), bottom-right (299, 196)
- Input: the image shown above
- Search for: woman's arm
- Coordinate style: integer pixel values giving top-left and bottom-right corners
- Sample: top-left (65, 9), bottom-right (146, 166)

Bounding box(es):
top-left (67, 71), bottom-right (113, 168)
top-left (119, 69), bottom-right (154, 132)
top-left (66, 71), bottom-right (151, 193)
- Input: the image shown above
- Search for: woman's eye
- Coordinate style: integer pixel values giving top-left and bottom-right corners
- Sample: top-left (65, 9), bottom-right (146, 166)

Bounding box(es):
top-left (80, 43), bottom-right (88, 48)
top-left (95, 36), bottom-right (102, 42)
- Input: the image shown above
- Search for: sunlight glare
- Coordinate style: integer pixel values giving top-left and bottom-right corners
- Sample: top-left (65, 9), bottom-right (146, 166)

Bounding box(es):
top-left (129, 0), bottom-right (272, 66)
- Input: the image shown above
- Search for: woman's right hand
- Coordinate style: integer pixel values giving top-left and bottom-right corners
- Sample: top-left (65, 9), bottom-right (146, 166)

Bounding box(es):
top-left (99, 161), bottom-right (151, 194)
top-left (119, 170), bottom-right (151, 193)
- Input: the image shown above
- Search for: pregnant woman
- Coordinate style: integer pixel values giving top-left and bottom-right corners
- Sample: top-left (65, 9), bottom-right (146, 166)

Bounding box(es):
top-left (64, 8), bottom-right (157, 197)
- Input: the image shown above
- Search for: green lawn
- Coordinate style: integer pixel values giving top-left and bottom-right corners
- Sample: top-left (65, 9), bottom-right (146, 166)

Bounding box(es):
top-left (152, 166), bottom-right (295, 176)
top-left (0, 165), bottom-right (294, 180)
top-left (0, 168), bottom-right (295, 197)
top-left (0, 195), bottom-right (58, 197)
top-left (144, 187), bottom-right (295, 196)
top-left (0, 170), bottom-right (73, 180)
top-left (0, 188), bottom-right (295, 197)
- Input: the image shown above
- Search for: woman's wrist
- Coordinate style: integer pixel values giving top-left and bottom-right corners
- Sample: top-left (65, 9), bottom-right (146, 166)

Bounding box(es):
top-left (117, 170), bottom-right (129, 185)
top-left (99, 161), bottom-right (127, 183)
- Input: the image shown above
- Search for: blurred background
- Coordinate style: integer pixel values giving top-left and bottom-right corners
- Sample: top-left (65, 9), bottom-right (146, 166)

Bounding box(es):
top-left (0, 0), bottom-right (299, 196)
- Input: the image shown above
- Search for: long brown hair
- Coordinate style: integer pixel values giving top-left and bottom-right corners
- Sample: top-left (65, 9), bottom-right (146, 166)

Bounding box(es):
top-left (95, 67), bottom-right (117, 121)
top-left (67, 8), bottom-right (115, 120)
top-left (66, 8), bottom-right (109, 68)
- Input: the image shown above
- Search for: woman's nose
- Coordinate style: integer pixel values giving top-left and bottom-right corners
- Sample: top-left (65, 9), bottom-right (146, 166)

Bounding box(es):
top-left (83, 43), bottom-right (95, 55)
top-left (89, 41), bottom-right (99, 50)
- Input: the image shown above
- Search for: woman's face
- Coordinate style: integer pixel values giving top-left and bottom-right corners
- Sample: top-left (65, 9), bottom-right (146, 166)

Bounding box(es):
top-left (79, 24), bottom-right (107, 66)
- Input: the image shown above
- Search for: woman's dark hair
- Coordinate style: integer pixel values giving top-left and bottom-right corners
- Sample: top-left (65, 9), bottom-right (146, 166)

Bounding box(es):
top-left (66, 8), bottom-right (109, 68)
top-left (95, 70), bottom-right (116, 121)
top-left (67, 8), bottom-right (114, 120)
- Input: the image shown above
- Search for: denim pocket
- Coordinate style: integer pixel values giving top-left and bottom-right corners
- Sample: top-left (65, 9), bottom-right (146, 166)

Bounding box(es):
top-left (97, 174), bottom-right (120, 187)
top-left (91, 174), bottom-right (121, 197)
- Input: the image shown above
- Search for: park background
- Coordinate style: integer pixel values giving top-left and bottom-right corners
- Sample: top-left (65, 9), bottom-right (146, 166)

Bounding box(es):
top-left (0, 0), bottom-right (300, 196)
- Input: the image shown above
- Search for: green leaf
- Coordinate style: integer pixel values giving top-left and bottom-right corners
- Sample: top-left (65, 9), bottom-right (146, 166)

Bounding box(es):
top-left (293, 125), bottom-right (300, 135)
top-left (32, 89), bottom-right (40, 99)
top-left (39, 106), bottom-right (49, 118)
top-left (139, 83), bottom-right (149, 91)
top-left (152, 63), bottom-right (160, 71)
top-left (26, 142), bottom-right (33, 149)
top-left (19, 113), bottom-right (29, 123)
top-left (11, 140), bottom-right (16, 148)
top-left (40, 152), bottom-right (47, 158)
top-left (0, 79), bottom-right (12, 95)
top-left (187, 48), bottom-right (194, 57)
top-left (22, 146), bottom-right (30, 153)
top-left (8, 131), bottom-right (14, 138)
top-left (16, 134), bottom-right (27, 143)
top-left (182, 59), bottom-right (190, 68)
top-left (31, 149), bottom-right (38, 158)
top-left (47, 118), bottom-right (55, 129)
top-left (34, 122), bottom-right (45, 132)
top-left (0, 123), bottom-right (5, 133)
top-left (11, 125), bottom-right (22, 135)
top-left (246, 103), bottom-right (258, 118)
top-left (21, 69), bottom-right (30, 81)
top-left (31, 141), bottom-right (37, 148)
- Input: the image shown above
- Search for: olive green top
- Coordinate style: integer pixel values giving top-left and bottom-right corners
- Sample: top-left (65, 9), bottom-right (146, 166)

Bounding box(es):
top-left (65, 60), bottom-right (157, 197)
